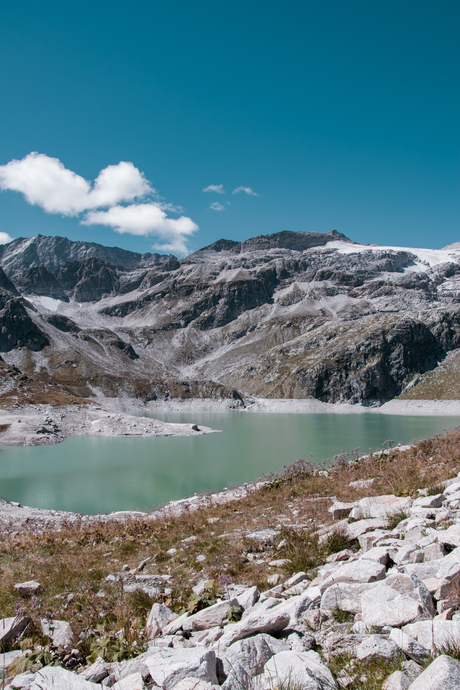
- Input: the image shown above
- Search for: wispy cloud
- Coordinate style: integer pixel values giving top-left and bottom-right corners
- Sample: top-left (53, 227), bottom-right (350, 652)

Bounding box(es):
top-left (210, 202), bottom-right (225, 211)
top-left (232, 186), bottom-right (259, 196)
top-left (0, 152), bottom-right (197, 255)
top-left (0, 232), bottom-right (13, 245)
top-left (203, 184), bottom-right (225, 194)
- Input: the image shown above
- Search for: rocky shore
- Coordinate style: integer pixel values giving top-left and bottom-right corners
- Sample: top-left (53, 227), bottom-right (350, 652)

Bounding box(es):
top-left (4, 440), bottom-right (460, 687)
top-left (0, 403), bottom-right (219, 447)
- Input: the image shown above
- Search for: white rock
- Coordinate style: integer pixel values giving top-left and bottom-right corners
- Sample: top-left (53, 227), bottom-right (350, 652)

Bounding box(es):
top-left (29, 666), bottom-right (100, 689)
top-left (358, 529), bottom-right (388, 552)
top-left (328, 501), bottom-right (355, 519)
top-left (407, 654), bottom-right (460, 690)
top-left (173, 678), bottom-right (219, 690)
top-left (112, 673), bottom-right (145, 690)
top-left (14, 581), bottom-right (42, 597)
top-left (144, 647), bottom-right (217, 690)
top-left (382, 670), bottom-right (411, 690)
top-left (443, 481), bottom-right (460, 495)
top-left (257, 650), bottom-right (338, 690)
top-left (320, 582), bottom-right (375, 614)
top-left (437, 525), bottom-right (460, 548)
top-left (146, 603), bottom-right (178, 639)
top-left (423, 543), bottom-right (446, 561)
top-left (7, 671), bottom-right (36, 689)
top-left (362, 545), bottom-right (394, 565)
top-left (234, 586), bottom-right (259, 610)
top-left (347, 518), bottom-right (389, 540)
top-left (283, 572), bottom-right (309, 589)
top-left (163, 611), bottom-right (190, 635)
top-left (223, 633), bottom-right (287, 678)
top-left (319, 558), bottom-right (386, 592)
top-left (436, 547), bottom-right (460, 581)
top-left (412, 494), bottom-right (445, 508)
top-left (183, 601), bottom-right (231, 632)
top-left (397, 619), bottom-right (460, 654)
top-left (272, 587), bottom-right (322, 628)
top-left (40, 619), bottom-right (73, 647)
top-left (218, 607), bottom-right (290, 649)
top-left (349, 495), bottom-right (411, 520)
top-left (80, 656), bottom-right (109, 683)
top-left (361, 574), bottom-right (434, 628)
top-left (389, 628), bottom-right (431, 663)
top-left (355, 635), bottom-right (400, 662)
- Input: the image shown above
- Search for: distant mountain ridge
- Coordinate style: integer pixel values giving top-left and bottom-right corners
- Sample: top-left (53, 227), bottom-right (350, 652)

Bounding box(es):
top-left (1, 229), bottom-right (460, 406)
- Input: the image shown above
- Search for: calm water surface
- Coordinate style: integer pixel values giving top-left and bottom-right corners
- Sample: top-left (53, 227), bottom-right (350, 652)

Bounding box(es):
top-left (0, 411), bottom-right (459, 514)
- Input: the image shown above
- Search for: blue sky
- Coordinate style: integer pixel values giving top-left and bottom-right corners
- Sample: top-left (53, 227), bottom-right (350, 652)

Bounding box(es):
top-left (0, 0), bottom-right (458, 256)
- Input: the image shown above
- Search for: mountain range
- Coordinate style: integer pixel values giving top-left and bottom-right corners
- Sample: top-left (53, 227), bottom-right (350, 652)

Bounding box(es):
top-left (1, 230), bottom-right (460, 407)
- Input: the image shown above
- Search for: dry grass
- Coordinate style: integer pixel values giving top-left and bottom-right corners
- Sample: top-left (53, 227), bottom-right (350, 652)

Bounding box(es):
top-left (1, 429), bottom-right (460, 662)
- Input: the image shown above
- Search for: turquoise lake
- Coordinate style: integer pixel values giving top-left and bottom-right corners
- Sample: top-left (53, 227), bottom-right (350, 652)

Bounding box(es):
top-left (0, 411), bottom-right (459, 514)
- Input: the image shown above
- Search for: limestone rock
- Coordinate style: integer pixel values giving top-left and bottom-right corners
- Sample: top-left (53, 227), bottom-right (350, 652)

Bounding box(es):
top-left (146, 603), bottom-right (178, 639)
top-left (407, 654), bottom-right (460, 690)
top-left (257, 650), bottom-right (338, 690)
top-left (382, 671), bottom-right (411, 690)
top-left (40, 619), bottom-right (73, 647)
top-left (29, 666), bottom-right (100, 689)
top-left (320, 582), bottom-right (375, 614)
top-left (144, 647), bottom-right (218, 690)
top-left (14, 581), bottom-right (43, 597)
top-left (112, 673), bottom-right (145, 690)
top-left (319, 558), bottom-right (386, 592)
top-left (183, 601), bottom-right (231, 632)
top-left (223, 633), bottom-right (287, 678)
top-left (349, 495), bottom-right (411, 520)
top-left (355, 635), bottom-right (400, 662)
top-left (361, 574), bottom-right (434, 628)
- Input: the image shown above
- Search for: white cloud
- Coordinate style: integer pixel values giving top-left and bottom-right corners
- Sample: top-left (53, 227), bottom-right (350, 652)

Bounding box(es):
top-left (232, 186), bottom-right (259, 196)
top-left (203, 184), bottom-right (225, 194)
top-left (0, 152), bottom-right (151, 215)
top-left (83, 203), bottom-right (198, 256)
top-left (210, 202), bottom-right (225, 211)
top-left (0, 232), bottom-right (13, 244)
top-left (0, 152), bottom-right (198, 256)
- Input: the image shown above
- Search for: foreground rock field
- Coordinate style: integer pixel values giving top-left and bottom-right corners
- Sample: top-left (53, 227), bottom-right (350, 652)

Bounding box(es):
top-left (4, 433), bottom-right (460, 687)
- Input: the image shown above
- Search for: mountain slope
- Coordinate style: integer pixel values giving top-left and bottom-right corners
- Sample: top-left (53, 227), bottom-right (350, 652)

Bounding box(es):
top-left (1, 230), bottom-right (460, 405)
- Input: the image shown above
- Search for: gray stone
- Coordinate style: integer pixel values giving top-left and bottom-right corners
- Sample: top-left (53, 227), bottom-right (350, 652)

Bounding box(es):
top-left (0, 617), bottom-right (32, 646)
top-left (389, 628), bottom-right (431, 664)
top-left (412, 494), bottom-right (445, 509)
top-left (30, 666), bottom-right (100, 689)
top-left (257, 649), bottom-right (338, 690)
top-left (112, 674), bottom-right (145, 690)
top-left (361, 574), bottom-right (434, 628)
top-left (80, 656), bottom-right (109, 683)
top-left (40, 619), bottom-right (73, 647)
top-left (408, 654), bottom-right (460, 690)
top-left (218, 607), bottom-right (290, 648)
top-left (382, 671), bottom-right (410, 690)
top-left (146, 603), bottom-right (178, 639)
top-left (320, 582), bottom-right (375, 614)
top-left (183, 601), bottom-right (231, 632)
top-left (234, 586), bottom-right (259, 610)
top-left (14, 581), bottom-right (43, 597)
top-left (437, 525), bottom-right (460, 548)
top-left (319, 558), bottom-right (386, 592)
top-left (7, 672), bottom-right (36, 689)
top-left (328, 501), bottom-right (355, 520)
top-left (144, 647), bottom-right (217, 690)
top-left (174, 679), bottom-right (218, 690)
top-left (355, 635), bottom-right (400, 662)
top-left (223, 633), bottom-right (287, 678)
top-left (349, 495), bottom-right (411, 520)
top-left (347, 519), bottom-right (389, 540)
top-left (397, 619), bottom-right (460, 655)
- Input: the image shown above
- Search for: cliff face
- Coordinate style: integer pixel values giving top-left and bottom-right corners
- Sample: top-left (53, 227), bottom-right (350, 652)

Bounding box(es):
top-left (1, 230), bottom-right (460, 405)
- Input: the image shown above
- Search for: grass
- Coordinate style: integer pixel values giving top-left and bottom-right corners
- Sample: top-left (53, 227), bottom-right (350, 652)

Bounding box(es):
top-left (1, 428), bottom-right (460, 673)
top-left (385, 510), bottom-right (409, 531)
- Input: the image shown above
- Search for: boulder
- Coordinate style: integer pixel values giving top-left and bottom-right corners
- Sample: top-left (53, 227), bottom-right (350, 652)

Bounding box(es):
top-left (382, 671), bottom-right (411, 690)
top-left (218, 607), bottom-right (290, 649)
top-left (183, 601), bottom-right (231, 632)
top-left (320, 582), bottom-right (375, 614)
top-left (347, 519), bottom-right (389, 540)
top-left (361, 545), bottom-right (394, 565)
top-left (30, 666), bottom-right (100, 689)
top-left (319, 558), bottom-right (386, 592)
top-left (223, 633), bottom-right (287, 677)
top-left (112, 673), bottom-right (145, 690)
top-left (146, 603), bottom-right (178, 639)
top-left (389, 628), bottom-right (431, 664)
top-left (407, 654), bottom-right (460, 690)
top-left (144, 647), bottom-right (218, 690)
top-left (361, 574), bottom-right (434, 628)
top-left (328, 501), bottom-right (355, 519)
top-left (256, 650), bottom-right (338, 690)
top-left (349, 495), bottom-right (411, 520)
top-left (355, 635), bottom-right (400, 662)
top-left (437, 526), bottom-right (460, 548)
top-left (234, 586), bottom-right (259, 610)
top-left (14, 581), bottom-right (43, 597)
top-left (40, 619), bottom-right (73, 647)
top-left (396, 619), bottom-right (460, 655)
top-left (0, 616), bottom-right (31, 646)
